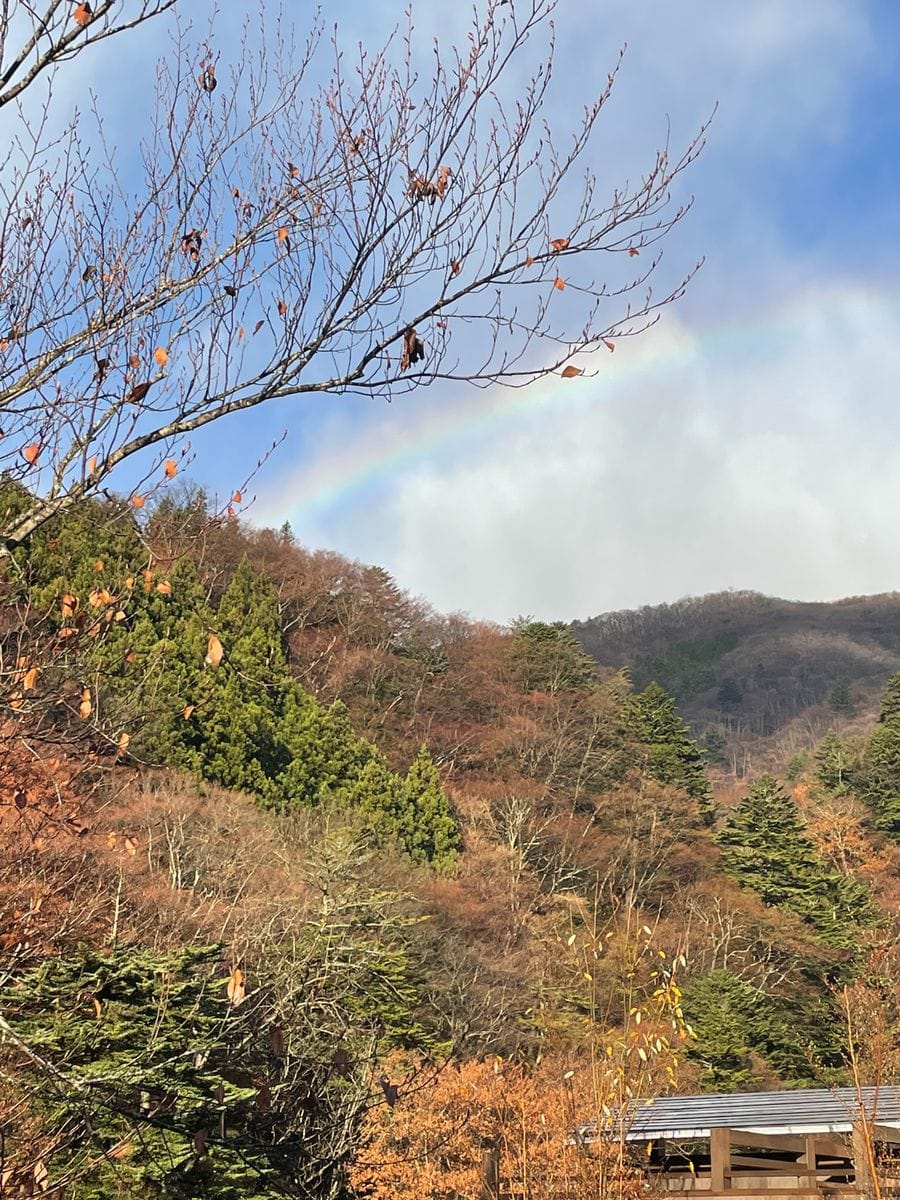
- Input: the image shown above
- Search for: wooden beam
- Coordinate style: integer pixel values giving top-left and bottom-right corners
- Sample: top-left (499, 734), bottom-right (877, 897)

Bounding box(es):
top-left (729, 1128), bottom-right (851, 1159)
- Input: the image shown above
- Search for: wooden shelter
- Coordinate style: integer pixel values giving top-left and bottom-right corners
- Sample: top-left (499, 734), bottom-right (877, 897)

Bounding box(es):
top-left (580, 1087), bottom-right (900, 1198)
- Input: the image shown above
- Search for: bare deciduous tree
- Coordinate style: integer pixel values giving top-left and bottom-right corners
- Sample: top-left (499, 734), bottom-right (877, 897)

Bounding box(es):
top-left (0, 0), bottom-right (708, 550)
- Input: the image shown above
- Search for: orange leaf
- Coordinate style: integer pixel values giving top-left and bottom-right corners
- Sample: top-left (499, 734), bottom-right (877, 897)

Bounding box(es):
top-left (22, 443), bottom-right (40, 466)
top-left (277, 226), bottom-right (289, 243)
top-left (156, 580), bottom-right (172, 595)
top-left (131, 494), bottom-right (145, 509)
top-left (550, 237), bottom-right (570, 252)
top-left (124, 835), bottom-right (137, 856)
top-left (205, 634), bottom-right (224, 667)
top-left (74, 2), bottom-right (92, 27)
top-left (604, 339), bottom-right (615, 352)
top-left (87, 455), bottom-right (98, 475)
top-left (23, 666), bottom-right (39, 691)
top-left (89, 588), bottom-right (113, 607)
top-left (61, 593), bottom-right (78, 618)
top-left (79, 687), bottom-right (92, 719)
top-left (561, 365), bottom-right (583, 378)
top-left (94, 560), bottom-right (104, 572)
top-left (183, 704), bottom-right (195, 720)
top-left (8, 691), bottom-right (24, 711)
top-left (124, 649), bottom-right (136, 664)
top-left (232, 490), bottom-right (243, 504)
top-left (154, 346), bottom-right (168, 367)
top-left (525, 255), bottom-right (534, 267)
top-left (164, 458), bottom-right (178, 478)
top-left (553, 277), bottom-right (566, 291)
top-left (117, 732), bottom-right (130, 756)
top-left (226, 967), bottom-right (246, 1007)
top-left (277, 299), bottom-right (287, 316)
top-left (124, 576), bottom-right (134, 590)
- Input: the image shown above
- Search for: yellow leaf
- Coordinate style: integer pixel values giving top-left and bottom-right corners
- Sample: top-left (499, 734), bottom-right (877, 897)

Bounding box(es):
top-left (23, 666), bottom-right (39, 691)
top-left (205, 634), bottom-right (224, 667)
top-left (226, 967), bottom-right (246, 1006)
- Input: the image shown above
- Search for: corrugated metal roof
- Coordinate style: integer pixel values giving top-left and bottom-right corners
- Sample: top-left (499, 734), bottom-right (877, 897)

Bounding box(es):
top-left (581, 1087), bottom-right (900, 1143)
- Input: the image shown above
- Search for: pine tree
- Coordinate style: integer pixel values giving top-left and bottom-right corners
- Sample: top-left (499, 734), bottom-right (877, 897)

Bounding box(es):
top-left (860, 672), bottom-right (900, 838)
top-left (623, 681), bottom-right (716, 822)
top-left (402, 746), bottom-right (460, 869)
top-left (814, 729), bottom-right (857, 795)
top-left (715, 774), bottom-right (870, 945)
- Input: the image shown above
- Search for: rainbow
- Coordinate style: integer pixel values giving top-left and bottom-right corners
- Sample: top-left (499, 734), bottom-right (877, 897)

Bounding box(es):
top-left (261, 281), bottom-right (898, 530)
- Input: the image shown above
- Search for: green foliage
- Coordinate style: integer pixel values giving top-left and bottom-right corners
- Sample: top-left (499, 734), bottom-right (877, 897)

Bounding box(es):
top-left (623, 681), bottom-right (716, 821)
top-left (1, 945), bottom-right (284, 1198)
top-left (786, 749), bottom-right (810, 782)
top-left (402, 746), bottom-right (460, 868)
top-left (829, 681), bottom-right (854, 715)
top-left (860, 672), bottom-right (900, 839)
top-left (632, 632), bottom-right (740, 701)
top-left (715, 774), bottom-right (871, 945)
top-left (814, 730), bottom-right (856, 796)
top-left (510, 620), bottom-right (596, 693)
top-left (682, 969), bottom-right (846, 1091)
top-left (3, 499), bottom-right (460, 868)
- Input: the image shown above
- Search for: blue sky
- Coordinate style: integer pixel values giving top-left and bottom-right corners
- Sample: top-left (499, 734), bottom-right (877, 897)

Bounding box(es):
top-left (46, 2), bottom-right (900, 620)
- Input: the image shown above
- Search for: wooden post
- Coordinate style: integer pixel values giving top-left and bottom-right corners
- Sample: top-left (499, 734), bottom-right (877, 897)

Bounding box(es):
top-left (480, 1140), bottom-right (501, 1200)
top-left (802, 1135), bottom-right (818, 1190)
top-left (710, 1127), bottom-right (731, 1193)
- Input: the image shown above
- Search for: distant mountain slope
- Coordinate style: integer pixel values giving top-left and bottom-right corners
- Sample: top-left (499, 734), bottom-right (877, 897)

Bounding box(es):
top-left (571, 591), bottom-right (900, 741)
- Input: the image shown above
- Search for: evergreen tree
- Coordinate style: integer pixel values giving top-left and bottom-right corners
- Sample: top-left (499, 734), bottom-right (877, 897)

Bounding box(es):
top-left (623, 681), bottom-right (716, 821)
top-left (814, 730), bottom-right (856, 795)
top-left (402, 746), bottom-right (460, 869)
top-left (510, 620), bottom-right (596, 693)
top-left (715, 774), bottom-right (870, 945)
top-left (683, 969), bottom-right (846, 1091)
top-left (860, 672), bottom-right (900, 839)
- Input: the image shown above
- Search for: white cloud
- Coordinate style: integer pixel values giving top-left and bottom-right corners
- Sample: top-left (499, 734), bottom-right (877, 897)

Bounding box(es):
top-left (289, 284), bottom-right (900, 621)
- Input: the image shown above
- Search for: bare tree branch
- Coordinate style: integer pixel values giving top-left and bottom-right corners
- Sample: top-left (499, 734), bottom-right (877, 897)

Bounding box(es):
top-left (0, 0), bottom-right (710, 550)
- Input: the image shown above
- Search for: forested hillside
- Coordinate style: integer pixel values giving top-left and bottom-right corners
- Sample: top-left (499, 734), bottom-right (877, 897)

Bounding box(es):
top-left (572, 591), bottom-right (900, 766)
top-left (2, 491), bottom-right (899, 1197)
